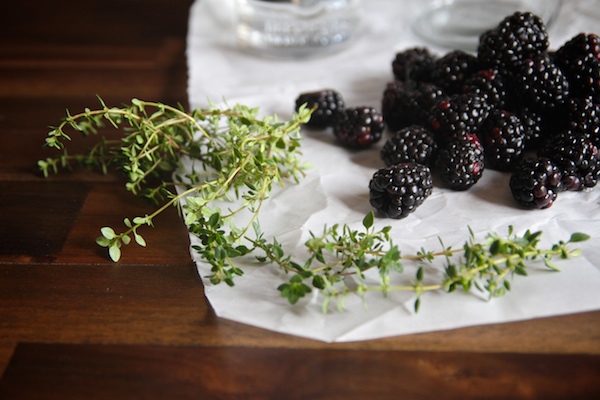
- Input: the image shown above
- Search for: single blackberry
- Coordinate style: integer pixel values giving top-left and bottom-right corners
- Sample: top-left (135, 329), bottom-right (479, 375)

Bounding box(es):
top-left (436, 134), bottom-right (485, 190)
top-left (554, 33), bottom-right (600, 102)
top-left (511, 55), bottom-right (570, 113)
top-left (333, 106), bottom-right (385, 149)
top-left (381, 81), bottom-right (446, 132)
top-left (380, 125), bottom-right (437, 167)
top-left (479, 110), bottom-right (526, 171)
top-left (509, 157), bottom-right (563, 209)
top-left (429, 93), bottom-right (491, 145)
top-left (538, 129), bottom-right (600, 191)
top-left (463, 68), bottom-right (509, 109)
top-left (477, 12), bottom-right (549, 71)
top-left (295, 89), bottom-right (345, 128)
top-left (432, 50), bottom-right (480, 94)
top-left (392, 47), bottom-right (437, 82)
top-left (369, 163), bottom-right (433, 219)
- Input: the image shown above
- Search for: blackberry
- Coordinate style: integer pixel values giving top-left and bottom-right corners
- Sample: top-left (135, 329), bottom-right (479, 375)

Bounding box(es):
top-left (380, 125), bottom-right (437, 167)
top-left (518, 108), bottom-right (547, 150)
top-left (479, 110), bottom-right (526, 171)
top-left (436, 134), bottom-right (485, 190)
top-left (511, 55), bottom-right (570, 113)
top-left (463, 68), bottom-right (509, 109)
top-left (295, 89), bottom-right (345, 128)
top-left (432, 50), bottom-right (480, 94)
top-left (509, 157), bottom-right (563, 209)
top-left (392, 47), bottom-right (437, 82)
top-left (477, 12), bottom-right (549, 71)
top-left (429, 93), bottom-right (491, 145)
top-left (333, 106), bottom-right (385, 149)
top-left (369, 163), bottom-right (433, 219)
top-left (554, 33), bottom-right (600, 102)
top-left (382, 81), bottom-right (446, 132)
top-left (538, 129), bottom-right (600, 191)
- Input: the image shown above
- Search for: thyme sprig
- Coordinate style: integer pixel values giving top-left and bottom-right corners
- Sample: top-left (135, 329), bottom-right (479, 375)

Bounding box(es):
top-left (252, 212), bottom-right (590, 312)
top-left (38, 98), bottom-right (590, 313)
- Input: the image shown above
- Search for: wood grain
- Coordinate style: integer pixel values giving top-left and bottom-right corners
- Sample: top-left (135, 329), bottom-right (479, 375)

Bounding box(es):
top-left (1, 343), bottom-right (599, 400)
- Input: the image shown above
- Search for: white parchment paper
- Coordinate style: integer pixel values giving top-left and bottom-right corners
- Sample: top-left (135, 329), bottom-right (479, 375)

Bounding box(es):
top-left (184, 0), bottom-right (600, 342)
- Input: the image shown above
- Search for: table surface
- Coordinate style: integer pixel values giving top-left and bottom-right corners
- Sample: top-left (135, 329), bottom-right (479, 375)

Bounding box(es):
top-left (1, 1), bottom-right (599, 398)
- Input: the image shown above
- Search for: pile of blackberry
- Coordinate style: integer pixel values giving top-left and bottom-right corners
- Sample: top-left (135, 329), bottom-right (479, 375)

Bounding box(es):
top-left (377, 11), bottom-right (599, 213)
top-left (296, 11), bottom-right (599, 217)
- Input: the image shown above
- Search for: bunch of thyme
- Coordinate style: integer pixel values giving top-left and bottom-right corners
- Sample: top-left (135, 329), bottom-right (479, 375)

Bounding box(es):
top-left (39, 98), bottom-right (590, 313)
top-left (39, 97), bottom-right (311, 283)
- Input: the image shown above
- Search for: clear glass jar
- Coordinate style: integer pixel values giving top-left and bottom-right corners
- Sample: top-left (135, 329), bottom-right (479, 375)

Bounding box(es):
top-left (235, 0), bottom-right (362, 58)
top-left (408, 0), bottom-right (563, 51)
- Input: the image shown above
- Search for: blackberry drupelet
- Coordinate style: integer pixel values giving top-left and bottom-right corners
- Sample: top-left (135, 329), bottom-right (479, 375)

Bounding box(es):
top-left (477, 12), bottom-right (549, 71)
top-left (429, 93), bottom-right (491, 145)
top-left (432, 50), bottom-right (480, 94)
top-left (369, 163), bottom-right (433, 219)
top-left (380, 125), bottom-right (437, 167)
top-left (392, 47), bottom-right (437, 82)
top-left (436, 133), bottom-right (485, 190)
top-left (538, 129), bottom-right (600, 191)
top-left (295, 89), bottom-right (345, 128)
top-left (510, 157), bottom-right (563, 209)
top-left (479, 110), bottom-right (526, 171)
top-left (554, 33), bottom-right (600, 102)
top-left (333, 106), bottom-right (385, 149)
top-left (511, 55), bottom-right (570, 113)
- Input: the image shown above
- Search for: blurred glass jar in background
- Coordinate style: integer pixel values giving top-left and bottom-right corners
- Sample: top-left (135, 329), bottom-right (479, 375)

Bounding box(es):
top-left (235, 0), bottom-right (362, 58)
top-left (408, 0), bottom-right (563, 51)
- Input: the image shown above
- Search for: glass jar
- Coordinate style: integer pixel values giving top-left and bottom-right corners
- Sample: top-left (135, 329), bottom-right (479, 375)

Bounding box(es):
top-left (235, 0), bottom-right (362, 58)
top-left (408, 0), bottom-right (563, 51)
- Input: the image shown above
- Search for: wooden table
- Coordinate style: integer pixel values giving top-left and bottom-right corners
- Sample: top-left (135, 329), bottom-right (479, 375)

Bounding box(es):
top-left (1, 1), bottom-right (599, 398)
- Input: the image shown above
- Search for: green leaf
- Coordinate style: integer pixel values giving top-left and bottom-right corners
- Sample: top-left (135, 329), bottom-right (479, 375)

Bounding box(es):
top-left (100, 227), bottom-right (116, 240)
top-left (109, 245), bottom-right (122, 262)
top-left (134, 233), bottom-right (147, 247)
top-left (362, 211), bottom-right (374, 230)
top-left (569, 232), bottom-right (590, 243)
top-left (96, 236), bottom-right (111, 247)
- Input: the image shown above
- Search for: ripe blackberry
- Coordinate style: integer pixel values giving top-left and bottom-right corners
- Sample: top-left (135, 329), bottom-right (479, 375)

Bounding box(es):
top-left (295, 89), bottom-right (345, 128)
top-left (511, 55), bottom-right (570, 113)
top-left (392, 47), bottom-right (437, 82)
top-left (382, 81), bottom-right (446, 132)
top-left (432, 50), bottom-right (480, 94)
top-left (333, 106), bottom-right (385, 149)
top-left (369, 163), bottom-right (433, 219)
top-left (479, 110), bottom-right (526, 171)
top-left (380, 125), bottom-right (437, 167)
top-left (463, 68), bottom-right (509, 109)
top-left (538, 129), bottom-right (600, 191)
top-left (436, 134), bottom-right (485, 190)
top-left (429, 93), bottom-right (491, 145)
top-left (477, 12), bottom-right (549, 71)
top-left (554, 33), bottom-right (600, 102)
top-left (509, 157), bottom-right (563, 209)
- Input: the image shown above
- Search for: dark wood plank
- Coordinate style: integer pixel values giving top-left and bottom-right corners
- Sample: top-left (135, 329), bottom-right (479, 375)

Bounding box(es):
top-left (1, 343), bottom-right (599, 400)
